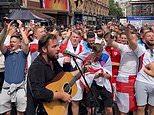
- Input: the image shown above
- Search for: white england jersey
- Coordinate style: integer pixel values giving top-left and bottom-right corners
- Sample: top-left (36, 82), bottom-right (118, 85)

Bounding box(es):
top-left (117, 43), bottom-right (138, 78)
top-left (116, 43), bottom-right (139, 113)
top-left (134, 45), bottom-right (154, 84)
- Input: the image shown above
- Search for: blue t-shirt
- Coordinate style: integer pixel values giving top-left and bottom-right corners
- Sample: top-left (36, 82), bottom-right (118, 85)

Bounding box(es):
top-left (4, 50), bottom-right (27, 84)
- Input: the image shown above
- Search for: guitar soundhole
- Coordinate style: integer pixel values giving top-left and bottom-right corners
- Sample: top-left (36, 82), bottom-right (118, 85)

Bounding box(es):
top-left (63, 83), bottom-right (71, 94)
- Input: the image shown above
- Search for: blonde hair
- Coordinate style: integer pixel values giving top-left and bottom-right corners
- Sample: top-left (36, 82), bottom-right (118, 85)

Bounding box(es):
top-left (33, 25), bottom-right (43, 34)
top-left (71, 30), bottom-right (82, 37)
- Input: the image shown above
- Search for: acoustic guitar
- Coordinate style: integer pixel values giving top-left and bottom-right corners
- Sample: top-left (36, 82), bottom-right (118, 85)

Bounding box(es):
top-left (43, 71), bottom-right (80, 115)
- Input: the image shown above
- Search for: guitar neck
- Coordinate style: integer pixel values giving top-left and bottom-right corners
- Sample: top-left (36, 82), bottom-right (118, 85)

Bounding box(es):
top-left (69, 72), bottom-right (80, 87)
top-left (69, 67), bottom-right (86, 87)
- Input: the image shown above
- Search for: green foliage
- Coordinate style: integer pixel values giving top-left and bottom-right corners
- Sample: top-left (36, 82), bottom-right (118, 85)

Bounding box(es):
top-left (109, 0), bottom-right (123, 17)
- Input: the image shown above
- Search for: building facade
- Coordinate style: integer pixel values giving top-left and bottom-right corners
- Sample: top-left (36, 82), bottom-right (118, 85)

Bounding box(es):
top-left (125, 0), bottom-right (154, 27)
top-left (126, 0), bottom-right (154, 16)
top-left (0, 0), bottom-right (70, 27)
top-left (70, 0), bottom-right (109, 25)
top-left (0, 0), bottom-right (109, 27)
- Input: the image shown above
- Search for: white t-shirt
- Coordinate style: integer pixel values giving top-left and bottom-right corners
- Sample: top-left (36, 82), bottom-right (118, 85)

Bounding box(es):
top-left (27, 39), bottom-right (39, 68)
top-left (134, 45), bottom-right (154, 84)
top-left (117, 43), bottom-right (138, 76)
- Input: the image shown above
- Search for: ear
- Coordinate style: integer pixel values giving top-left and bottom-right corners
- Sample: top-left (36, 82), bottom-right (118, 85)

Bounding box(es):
top-left (42, 46), bottom-right (47, 53)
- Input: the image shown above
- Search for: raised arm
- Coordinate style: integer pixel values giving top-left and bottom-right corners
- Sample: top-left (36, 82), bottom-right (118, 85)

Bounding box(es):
top-left (0, 28), bottom-right (7, 45)
top-left (0, 21), bottom-right (16, 53)
top-left (124, 25), bottom-right (138, 50)
top-left (17, 20), bottom-right (29, 54)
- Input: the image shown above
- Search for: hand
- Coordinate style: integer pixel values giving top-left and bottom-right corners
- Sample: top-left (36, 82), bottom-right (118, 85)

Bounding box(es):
top-left (6, 21), bottom-right (13, 32)
top-left (17, 20), bottom-right (23, 29)
top-left (50, 29), bottom-right (57, 35)
top-left (123, 24), bottom-right (131, 32)
top-left (53, 91), bottom-right (71, 103)
top-left (7, 24), bottom-right (16, 36)
top-left (143, 62), bottom-right (154, 77)
top-left (60, 91), bottom-right (71, 102)
top-left (95, 70), bottom-right (104, 78)
top-left (83, 64), bottom-right (91, 73)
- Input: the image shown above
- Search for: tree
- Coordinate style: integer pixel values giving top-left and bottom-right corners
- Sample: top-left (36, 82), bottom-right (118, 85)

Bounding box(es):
top-left (109, 0), bottom-right (123, 17)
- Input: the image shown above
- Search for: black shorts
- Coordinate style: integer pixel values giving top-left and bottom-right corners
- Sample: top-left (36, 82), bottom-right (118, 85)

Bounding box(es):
top-left (83, 81), bottom-right (113, 108)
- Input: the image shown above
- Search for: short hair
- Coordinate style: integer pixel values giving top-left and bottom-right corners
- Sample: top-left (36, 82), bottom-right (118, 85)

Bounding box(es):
top-left (143, 30), bottom-right (153, 38)
top-left (140, 27), bottom-right (152, 34)
top-left (87, 31), bottom-right (95, 39)
top-left (71, 30), bottom-right (82, 36)
top-left (10, 35), bottom-right (22, 40)
top-left (38, 34), bottom-right (57, 52)
top-left (119, 32), bottom-right (126, 37)
top-left (95, 25), bottom-right (102, 30)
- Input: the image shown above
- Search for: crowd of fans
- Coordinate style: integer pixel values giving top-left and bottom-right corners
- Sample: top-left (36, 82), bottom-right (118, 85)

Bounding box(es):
top-left (0, 18), bottom-right (154, 115)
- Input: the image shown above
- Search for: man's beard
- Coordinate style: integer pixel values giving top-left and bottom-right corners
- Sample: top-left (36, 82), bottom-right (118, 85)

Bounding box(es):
top-left (97, 34), bottom-right (103, 38)
top-left (47, 54), bottom-right (57, 61)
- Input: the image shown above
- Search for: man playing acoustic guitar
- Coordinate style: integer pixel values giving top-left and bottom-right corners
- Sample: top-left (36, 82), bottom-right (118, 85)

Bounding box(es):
top-left (26, 34), bottom-right (72, 115)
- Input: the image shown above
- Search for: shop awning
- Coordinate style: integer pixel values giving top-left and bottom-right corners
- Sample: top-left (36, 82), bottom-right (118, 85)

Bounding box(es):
top-left (31, 10), bottom-right (55, 22)
top-left (8, 9), bottom-right (55, 21)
